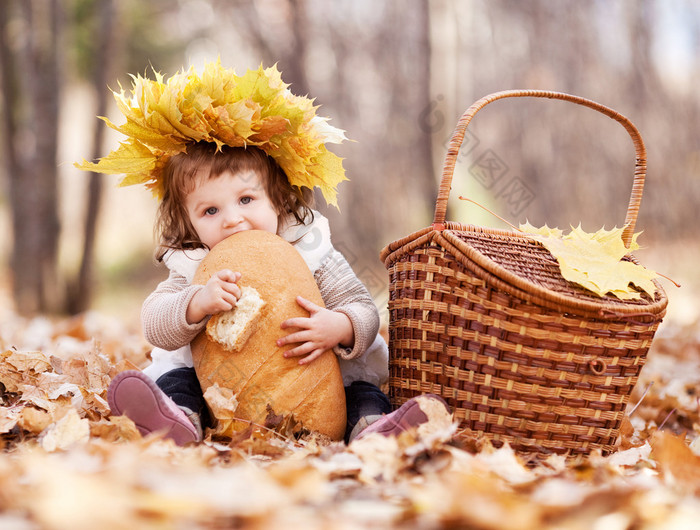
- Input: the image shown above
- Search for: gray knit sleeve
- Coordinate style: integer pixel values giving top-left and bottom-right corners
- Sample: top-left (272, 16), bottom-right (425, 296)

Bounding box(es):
top-left (314, 250), bottom-right (380, 361)
top-left (141, 270), bottom-right (207, 350)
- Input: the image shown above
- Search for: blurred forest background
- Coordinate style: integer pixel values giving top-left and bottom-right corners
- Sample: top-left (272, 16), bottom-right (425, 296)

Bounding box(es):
top-left (0, 0), bottom-right (698, 327)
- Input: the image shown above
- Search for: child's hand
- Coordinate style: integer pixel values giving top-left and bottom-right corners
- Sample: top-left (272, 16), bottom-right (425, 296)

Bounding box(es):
top-left (278, 296), bottom-right (354, 365)
top-left (186, 270), bottom-right (242, 324)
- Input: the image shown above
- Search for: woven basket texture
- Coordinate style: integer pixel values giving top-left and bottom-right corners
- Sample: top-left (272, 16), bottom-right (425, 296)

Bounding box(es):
top-left (380, 91), bottom-right (668, 459)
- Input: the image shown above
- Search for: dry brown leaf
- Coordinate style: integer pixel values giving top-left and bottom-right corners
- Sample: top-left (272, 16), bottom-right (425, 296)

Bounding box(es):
top-left (607, 442), bottom-right (652, 467)
top-left (203, 383), bottom-right (240, 437)
top-left (18, 406), bottom-right (53, 434)
top-left (0, 406), bottom-right (21, 433)
top-left (17, 384), bottom-right (54, 411)
top-left (40, 408), bottom-right (90, 452)
top-left (110, 358), bottom-right (142, 378)
top-left (61, 349), bottom-right (111, 391)
top-left (349, 434), bottom-right (404, 483)
top-left (650, 430), bottom-right (700, 493)
top-left (89, 416), bottom-right (142, 443)
top-left (3, 350), bottom-right (53, 374)
top-left (0, 349), bottom-right (53, 394)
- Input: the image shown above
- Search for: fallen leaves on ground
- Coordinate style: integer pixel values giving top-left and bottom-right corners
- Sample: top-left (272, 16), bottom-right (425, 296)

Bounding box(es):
top-left (1, 308), bottom-right (699, 529)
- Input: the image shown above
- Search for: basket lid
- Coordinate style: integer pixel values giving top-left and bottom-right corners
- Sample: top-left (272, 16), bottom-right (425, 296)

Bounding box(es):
top-left (381, 223), bottom-right (667, 320)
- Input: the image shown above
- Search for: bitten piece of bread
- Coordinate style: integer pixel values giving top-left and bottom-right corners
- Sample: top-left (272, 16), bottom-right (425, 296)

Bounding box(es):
top-left (206, 286), bottom-right (266, 352)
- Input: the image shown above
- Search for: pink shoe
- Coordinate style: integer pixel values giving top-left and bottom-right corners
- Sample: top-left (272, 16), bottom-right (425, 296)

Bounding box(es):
top-left (355, 394), bottom-right (452, 440)
top-left (107, 370), bottom-right (199, 445)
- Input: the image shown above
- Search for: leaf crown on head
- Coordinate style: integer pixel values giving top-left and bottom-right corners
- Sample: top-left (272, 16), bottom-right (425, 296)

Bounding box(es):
top-left (75, 60), bottom-right (348, 206)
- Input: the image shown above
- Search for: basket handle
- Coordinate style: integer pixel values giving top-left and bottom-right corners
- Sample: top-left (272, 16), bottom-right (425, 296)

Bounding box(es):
top-left (433, 90), bottom-right (647, 248)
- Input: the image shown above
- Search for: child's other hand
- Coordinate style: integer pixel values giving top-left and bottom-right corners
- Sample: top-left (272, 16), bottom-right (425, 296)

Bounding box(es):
top-left (278, 296), bottom-right (354, 365)
top-left (186, 270), bottom-right (242, 324)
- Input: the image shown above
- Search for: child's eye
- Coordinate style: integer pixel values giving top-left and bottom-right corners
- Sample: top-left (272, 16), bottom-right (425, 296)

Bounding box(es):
top-left (240, 196), bottom-right (252, 205)
top-left (204, 207), bottom-right (218, 216)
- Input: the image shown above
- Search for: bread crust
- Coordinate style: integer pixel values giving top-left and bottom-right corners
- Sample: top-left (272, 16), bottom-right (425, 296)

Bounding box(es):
top-left (191, 230), bottom-right (347, 440)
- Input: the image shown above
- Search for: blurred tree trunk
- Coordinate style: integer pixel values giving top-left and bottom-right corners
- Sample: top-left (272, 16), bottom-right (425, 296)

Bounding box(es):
top-left (273, 0), bottom-right (311, 96)
top-left (66, 0), bottom-right (116, 313)
top-left (226, 0), bottom-right (311, 95)
top-left (342, 0), bottom-right (435, 247)
top-left (0, 0), bottom-right (62, 315)
top-left (321, 0), bottom-right (435, 285)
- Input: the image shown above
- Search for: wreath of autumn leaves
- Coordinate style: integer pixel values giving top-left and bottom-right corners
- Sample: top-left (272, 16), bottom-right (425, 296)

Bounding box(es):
top-left (76, 60), bottom-right (347, 207)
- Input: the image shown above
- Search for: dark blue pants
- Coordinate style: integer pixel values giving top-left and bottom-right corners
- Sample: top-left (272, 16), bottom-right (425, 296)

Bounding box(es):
top-left (156, 367), bottom-right (211, 426)
top-left (343, 380), bottom-right (391, 442)
top-left (157, 367), bottom-right (391, 442)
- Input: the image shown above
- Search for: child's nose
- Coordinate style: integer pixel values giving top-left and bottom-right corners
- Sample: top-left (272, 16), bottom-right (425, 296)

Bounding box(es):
top-left (222, 207), bottom-right (242, 227)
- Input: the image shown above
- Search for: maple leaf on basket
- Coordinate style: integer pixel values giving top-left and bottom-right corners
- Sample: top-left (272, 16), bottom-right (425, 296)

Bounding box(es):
top-left (519, 222), bottom-right (658, 300)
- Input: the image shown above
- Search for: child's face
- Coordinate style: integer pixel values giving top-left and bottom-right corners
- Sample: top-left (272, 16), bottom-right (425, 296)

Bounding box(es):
top-left (185, 169), bottom-right (279, 249)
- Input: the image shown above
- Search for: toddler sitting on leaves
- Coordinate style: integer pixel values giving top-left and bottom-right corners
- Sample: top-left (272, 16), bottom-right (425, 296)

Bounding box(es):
top-left (77, 61), bottom-right (452, 445)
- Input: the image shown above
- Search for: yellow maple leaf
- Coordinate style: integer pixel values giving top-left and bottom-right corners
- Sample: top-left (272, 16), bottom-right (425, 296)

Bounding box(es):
top-left (308, 146), bottom-right (347, 208)
top-left (520, 222), bottom-right (658, 300)
top-left (254, 115), bottom-right (290, 142)
top-left (106, 117), bottom-right (181, 152)
top-left (74, 141), bottom-right (157, 176)
top-left (231, 64), bottom-right (285, 105)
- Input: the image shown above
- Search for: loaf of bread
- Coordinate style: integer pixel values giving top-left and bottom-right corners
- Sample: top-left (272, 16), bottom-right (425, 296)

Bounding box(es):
top-left (190, 230), bottom-right (347, 441)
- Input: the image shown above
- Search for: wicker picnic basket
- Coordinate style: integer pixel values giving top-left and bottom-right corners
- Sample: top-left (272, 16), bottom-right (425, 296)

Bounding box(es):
top-left (380, 90), bottom-right (668, 459)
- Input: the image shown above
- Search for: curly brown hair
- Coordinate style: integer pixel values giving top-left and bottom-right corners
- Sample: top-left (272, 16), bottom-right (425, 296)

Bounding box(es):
top-left (155, 143), bottom-right (314, 260)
